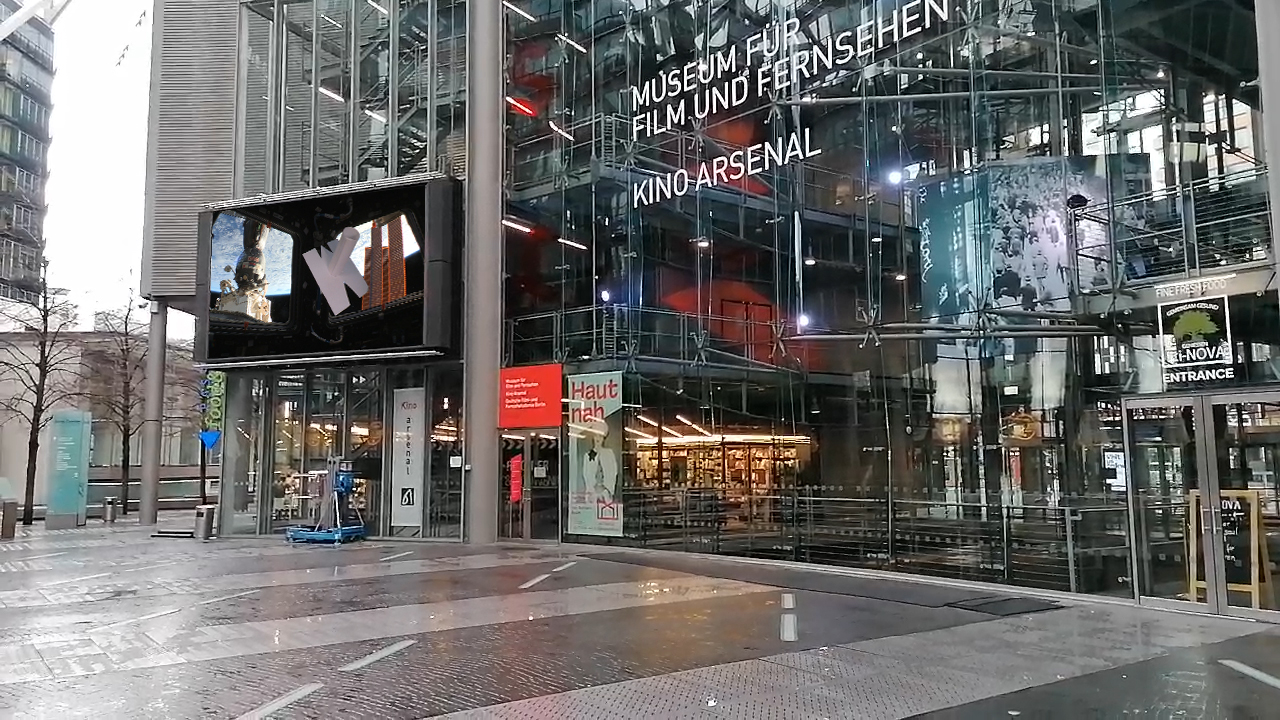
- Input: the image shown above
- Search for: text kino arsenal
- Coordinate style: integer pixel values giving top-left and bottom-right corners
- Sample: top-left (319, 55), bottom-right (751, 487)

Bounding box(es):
top-left (568, 376), bottom-right (620, 423)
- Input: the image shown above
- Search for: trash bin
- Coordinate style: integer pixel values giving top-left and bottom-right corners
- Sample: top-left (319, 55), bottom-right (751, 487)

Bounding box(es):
top-left (0, 500), bottom-right (16, 540)
top-left (194, 504), bottom-right (217, 541)
top-left (103, 497), bottom-right (118, 524)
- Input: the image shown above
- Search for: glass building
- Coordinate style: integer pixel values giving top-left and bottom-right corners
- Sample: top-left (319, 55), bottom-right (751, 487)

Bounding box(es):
top-left (0, 0), bottom-right (52, 304)
top-left (162, 0), bottom-right (1280, 619)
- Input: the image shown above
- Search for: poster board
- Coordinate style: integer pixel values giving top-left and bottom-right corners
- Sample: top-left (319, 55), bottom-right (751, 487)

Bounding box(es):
top-left (565, 372), bottom-right (624, 537)
top-left (1188, 490), bottom-right (1274, 610)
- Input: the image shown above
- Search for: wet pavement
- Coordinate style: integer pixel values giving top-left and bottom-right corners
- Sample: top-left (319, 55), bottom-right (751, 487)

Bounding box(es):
top-left (0, 517), bottom-right (1276, 718)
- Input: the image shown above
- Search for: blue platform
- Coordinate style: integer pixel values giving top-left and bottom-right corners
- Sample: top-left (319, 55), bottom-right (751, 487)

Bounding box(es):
top-left (284, 524), bottom-right (367, 544)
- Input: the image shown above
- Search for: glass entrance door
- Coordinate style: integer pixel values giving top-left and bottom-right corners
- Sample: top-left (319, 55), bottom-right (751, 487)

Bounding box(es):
top-left (498, 431), bottom-right (562, 540)
top-left (1204, 394), bottom-right (1280, 613)
top-left (1126, 397), bottom-right (1211, 608)
top-left (1125, 392), bottom-right (1280, 616)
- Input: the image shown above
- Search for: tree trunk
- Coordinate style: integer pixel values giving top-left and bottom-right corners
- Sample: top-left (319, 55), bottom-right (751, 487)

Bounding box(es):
top-left (21, 421), bottom-right (39, 525)
top-left (119, 427), bottom-right (131, 515)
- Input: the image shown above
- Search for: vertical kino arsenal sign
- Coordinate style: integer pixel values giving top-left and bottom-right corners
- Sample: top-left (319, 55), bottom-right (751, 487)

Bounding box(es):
top-left (628, 0), bottom-right (951, 208)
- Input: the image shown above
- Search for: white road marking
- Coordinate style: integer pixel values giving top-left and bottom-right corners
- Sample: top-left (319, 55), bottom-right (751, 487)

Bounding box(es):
top-left (780, 613), bottom-right (798, 642)
top-left (519, 573), bottom-right (552, 589)
top-left (93, 607), bottom-right (183, 632)
top-left (236, 683), bottom-right (324, 719)
top-left (379, 551), bottom-right (414, 562)
top-left (1219, 659), bottom-right (1280, 690)
top-left (197, 589), bottom-right (259, 606)
top-left (127, 562), bottom-right (179, 573)
top-left (339, 639), bottom-right (417, 671)
top-left (41, 572), bottom-right (111, 587)
top-left (552, 561), bottom-right (577, 573)
top-left (781, 592), bottom-right (795, 609)
top-left (18, 552), bottom-right (66, 561)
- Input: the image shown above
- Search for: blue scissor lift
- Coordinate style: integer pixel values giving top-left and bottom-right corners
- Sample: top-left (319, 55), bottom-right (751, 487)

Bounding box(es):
top-left (285, 459), bottom-right (367, 545)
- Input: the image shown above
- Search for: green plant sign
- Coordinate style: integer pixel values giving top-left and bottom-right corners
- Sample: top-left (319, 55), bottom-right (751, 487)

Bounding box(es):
top-left (1159, 296), bottom-right (1233, 381)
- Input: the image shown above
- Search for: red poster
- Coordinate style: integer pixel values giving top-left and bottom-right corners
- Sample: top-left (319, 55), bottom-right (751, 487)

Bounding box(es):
top-left (499, 364), bottom-right (563, 428)
top-left (509, 455), bottom-right (523, 503)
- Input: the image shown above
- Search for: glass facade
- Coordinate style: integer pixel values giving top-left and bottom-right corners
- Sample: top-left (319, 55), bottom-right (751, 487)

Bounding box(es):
top-left (217, 364), bottom-right (462, 538)
top-left (0, 0), bottom-right (51, 303)
top-left (234, 0), bottom-right (1280, 610)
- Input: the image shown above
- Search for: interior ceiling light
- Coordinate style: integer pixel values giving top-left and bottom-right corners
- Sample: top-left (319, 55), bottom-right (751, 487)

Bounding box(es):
top-left (557, 237), bottom-right (587, 250)
top-left (625, 426), bottom-right (655, 440)
top-left (502, 1), bottom-right (536, 22)
top-left (637, 415), bottom-right (659, 427)
top-left (505, 95), bottom-right (536, 117)
top-left (804, 257), bottom-right (816, 266)
top-left (661, 425), bottom-right (683, 438)
top-left (558, 33), bottom-right (587, 54)
top-left (366, 0), bottom-right (388, 14)
top-left (675, 414), bottom-right (714, 437)
top-left (363, 108), bottom-right (386, 123)
top-left (501, 218), bottom-right (533, 233)
top-left (895, 273), bottom-right (908, 281)
top-left (319, 86), bottom-right (344, 103)
top-left (548, 120), bottom-right (574, 141)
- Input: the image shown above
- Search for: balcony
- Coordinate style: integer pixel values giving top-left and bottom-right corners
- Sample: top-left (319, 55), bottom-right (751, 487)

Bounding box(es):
top-left (1075, 166), bottom-right (1272, 309)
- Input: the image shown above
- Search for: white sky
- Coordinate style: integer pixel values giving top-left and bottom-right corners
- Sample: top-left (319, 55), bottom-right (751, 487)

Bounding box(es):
top-left (42, 1), bottom-right (193, 336)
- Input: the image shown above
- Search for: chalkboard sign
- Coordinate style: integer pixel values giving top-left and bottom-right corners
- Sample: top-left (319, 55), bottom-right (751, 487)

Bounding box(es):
top-left (1188, 490), bottom-right (1274, 610)
top-left (1220, 495), bottom-right (1251, 585)
top-left (1195, 494), bottom-right (1253, 586)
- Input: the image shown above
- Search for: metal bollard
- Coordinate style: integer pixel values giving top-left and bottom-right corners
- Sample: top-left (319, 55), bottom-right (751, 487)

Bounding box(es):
top-left (0, 500), bottom-right (16, 540)
top-left (103, 497), bottom-right (118, 524)
top-left (194, 504), bottom-right (217, 541)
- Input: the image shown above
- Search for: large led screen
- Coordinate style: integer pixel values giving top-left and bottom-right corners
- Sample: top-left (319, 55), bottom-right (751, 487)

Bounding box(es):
top-left (200, 178), bottom-right (461, 362)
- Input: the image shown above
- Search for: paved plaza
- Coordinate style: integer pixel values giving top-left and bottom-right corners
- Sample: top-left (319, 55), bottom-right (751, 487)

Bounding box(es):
top-left (0, 518), bottom-right (1277, 718)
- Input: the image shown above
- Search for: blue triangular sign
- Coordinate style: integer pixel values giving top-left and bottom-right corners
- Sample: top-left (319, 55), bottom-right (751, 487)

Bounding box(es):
top-left (199, 430), bottom-right (222, 449)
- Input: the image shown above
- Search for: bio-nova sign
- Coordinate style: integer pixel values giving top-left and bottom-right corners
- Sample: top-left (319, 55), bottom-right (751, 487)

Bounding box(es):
top-left (628, 1), bottom-right (950, 208)
top-left (1158, 295), bottom-right (1236, 384)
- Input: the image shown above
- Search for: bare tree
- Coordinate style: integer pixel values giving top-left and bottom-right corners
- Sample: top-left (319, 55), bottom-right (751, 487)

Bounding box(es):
top-left (82, 298), bottom-right (149, 515)
top-left (164, 340), bottom-right (206, 501)
top-left (0, 267), bottom-right (84, 525)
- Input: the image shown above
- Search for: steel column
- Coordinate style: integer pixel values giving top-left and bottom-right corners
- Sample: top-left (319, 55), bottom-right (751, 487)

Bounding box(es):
top-left (138, 300), bottom-right (169, 526)
top-left (461, 0), bottom-right (503, 544)
top-left (1255, 0), bottom-right (1280, 267)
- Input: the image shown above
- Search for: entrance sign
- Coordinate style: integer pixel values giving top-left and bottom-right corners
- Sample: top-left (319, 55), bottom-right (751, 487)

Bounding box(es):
top-left (1158, 295), bottom-right (1235, 384)
top-left (1188, 490), bottom-right (1274, 609)
top-left (391, 387), bottom-right (426, 527)
top-left (47, 410), bottom-right (91, 529)
top-left (499, 364), bottom-right (563, 428)
top-left (566, 372), bottom-right (624, 536)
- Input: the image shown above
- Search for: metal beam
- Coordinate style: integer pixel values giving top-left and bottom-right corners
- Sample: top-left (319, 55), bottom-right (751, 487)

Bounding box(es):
top-left (0, 0), bottom-right (63, 46)
top-left (786, 86), bottom-right (1149, 106)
